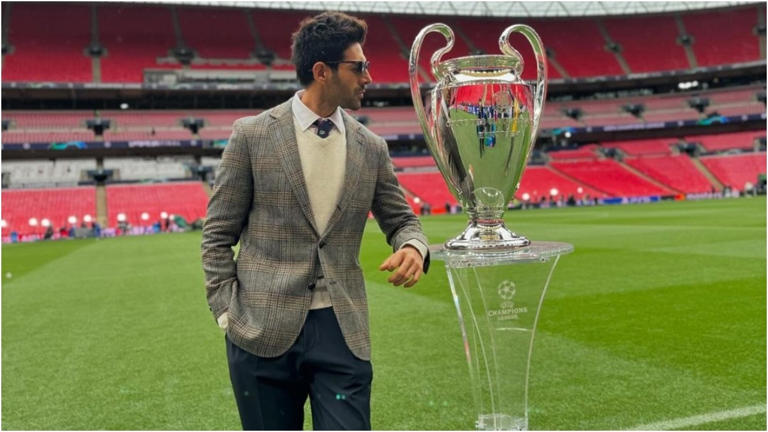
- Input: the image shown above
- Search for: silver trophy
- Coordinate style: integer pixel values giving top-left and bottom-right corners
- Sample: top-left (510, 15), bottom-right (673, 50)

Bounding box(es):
top-left (409, 23), bottom-right (548, 250)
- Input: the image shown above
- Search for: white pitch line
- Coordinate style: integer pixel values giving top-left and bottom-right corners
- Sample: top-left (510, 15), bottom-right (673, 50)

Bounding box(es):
top-left (630, 404), bottom-right (766, 430)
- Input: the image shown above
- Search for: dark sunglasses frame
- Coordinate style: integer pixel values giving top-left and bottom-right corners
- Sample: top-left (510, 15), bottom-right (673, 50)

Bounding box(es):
top-left (324, 60), bottom-right (371, 74)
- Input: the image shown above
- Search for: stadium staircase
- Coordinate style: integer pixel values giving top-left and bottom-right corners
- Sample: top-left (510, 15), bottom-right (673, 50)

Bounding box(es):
top-left (674, 15), bottom-right (699, 68)
top-left (690, 157), bottom-right (724, 190)
top-left (90, 4), bottom-right (101, 83)
top-left (96, 184), bottom-right (108, 227)
top-left (617, 159), bottom-right (683, 194)
top-left (595, 19), bottom-right (631, 75)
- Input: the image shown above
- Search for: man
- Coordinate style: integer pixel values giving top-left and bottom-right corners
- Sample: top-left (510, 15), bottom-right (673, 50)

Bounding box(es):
top-left (201, 11), bottom-right (429, 431)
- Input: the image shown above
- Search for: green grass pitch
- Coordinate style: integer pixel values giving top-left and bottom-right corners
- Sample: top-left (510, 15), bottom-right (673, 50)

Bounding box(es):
top-left (2, 197), bottom-right (765, 430)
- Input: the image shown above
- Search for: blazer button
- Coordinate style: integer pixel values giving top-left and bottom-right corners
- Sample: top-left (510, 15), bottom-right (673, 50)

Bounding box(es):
top-left (319, 240), bottom-right (326, 248)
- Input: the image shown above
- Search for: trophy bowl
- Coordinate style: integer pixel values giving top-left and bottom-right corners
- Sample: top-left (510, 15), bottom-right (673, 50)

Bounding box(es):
top-left (409, 24), bottom-right (548, 250)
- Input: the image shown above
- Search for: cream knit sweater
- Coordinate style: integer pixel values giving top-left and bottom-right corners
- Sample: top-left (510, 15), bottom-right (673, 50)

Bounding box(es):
top-left (294, 121), bottom-right (346, 309)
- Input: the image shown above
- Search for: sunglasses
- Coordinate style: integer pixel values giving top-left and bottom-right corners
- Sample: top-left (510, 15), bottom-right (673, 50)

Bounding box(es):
top-left (324, 60), bottom-right (371, 74)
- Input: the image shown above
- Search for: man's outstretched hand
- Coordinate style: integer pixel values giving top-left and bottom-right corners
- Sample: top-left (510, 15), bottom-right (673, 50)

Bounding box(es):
top-left (378, 246), bottom-right (424, 288)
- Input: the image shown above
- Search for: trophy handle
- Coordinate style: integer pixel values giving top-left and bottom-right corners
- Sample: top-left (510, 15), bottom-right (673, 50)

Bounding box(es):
top-left (409, 23), bottom-right (454, 149)
top-left (499, 25), bottom-right (548, 139)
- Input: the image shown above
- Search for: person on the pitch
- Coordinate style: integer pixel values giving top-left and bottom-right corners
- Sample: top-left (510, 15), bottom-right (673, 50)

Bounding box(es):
top-left (201, 11), bottom-right (429, 431)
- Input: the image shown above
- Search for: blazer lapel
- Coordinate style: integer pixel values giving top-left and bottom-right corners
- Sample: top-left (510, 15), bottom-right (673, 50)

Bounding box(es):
top-left (322, 113), bottom-right (365, 237)
top-left (269, 101), bottom-right (320, 236)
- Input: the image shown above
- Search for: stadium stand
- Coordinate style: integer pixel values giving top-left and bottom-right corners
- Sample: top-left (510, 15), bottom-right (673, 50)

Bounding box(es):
top-left (396, 171), bottom-right (458, 208)
top-left (0, 2), bottom-right (765, 239)
top-left (1, 187), bottom-right (97, 236)
top-left (604, 139), bottom-right (678, 156)
top-left (105, 182), bottom-right (209, 227)
top-left (699, 152), bottom-right (767, 191)
top-left (177, 7), bottom-right (254, 60)
top-left (682, 7), bottom-right (762, 67)
top-left (527, 18), bottom-right (625, 78)
top-left (547, 144), bottom-right (600, 160)
top-left (516, 165), bottom-right (606, 201)
top-left (3, 2), bottom-right (92, 82)
top-left (624, 155), bottom-right (713, 193)
top-left (686, 131), bottom-right (764, 152)
top-left (3, 4), bottom-right (763, 83)
top-left (601, 14), bottom-right (689, 73)
top-left (98, 4), bottom-right (182, 83)
top-left (551, 159), bottom-right (676, 197)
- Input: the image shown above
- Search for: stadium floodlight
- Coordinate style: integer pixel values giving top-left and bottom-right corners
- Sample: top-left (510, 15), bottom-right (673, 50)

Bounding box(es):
top-left (120, 103), bottom-right (129, 110)
top-left (141, 212), bottom-right (150, 221)
top-left (41, 219), bottom-right (51, 227)
top-left (1, 219), bottom-right (6, 228)
top-left (550, 188), bottom-right (559, 197)
top-left (161, 211), bottom-right (168, 219)
top-left (522, 193), bottom-right (530, 201)
top-left (117, 213), bottom-right (127, 222)
top-left (84, 215), bottom-right (93, 223)
top-left (577, 187), bottom-right (584, 194)
top-left (414, 197), bottom-right (421, 204)
top-left (68, 216), bottom-right (77, 224)
top-left (28, 218), bottom-right (38, 227)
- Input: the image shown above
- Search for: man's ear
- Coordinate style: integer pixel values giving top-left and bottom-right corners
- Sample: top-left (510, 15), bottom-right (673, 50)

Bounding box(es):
top-left (312, 62), bottom-right (328, 83)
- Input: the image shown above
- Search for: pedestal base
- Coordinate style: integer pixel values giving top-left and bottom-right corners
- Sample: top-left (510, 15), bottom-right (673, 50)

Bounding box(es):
top-left (433, 241), bottom-right (573, 431)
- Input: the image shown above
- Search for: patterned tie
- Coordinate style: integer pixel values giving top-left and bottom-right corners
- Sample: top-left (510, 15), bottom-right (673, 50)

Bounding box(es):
top-left (314, 119), bottom-right (334, 139)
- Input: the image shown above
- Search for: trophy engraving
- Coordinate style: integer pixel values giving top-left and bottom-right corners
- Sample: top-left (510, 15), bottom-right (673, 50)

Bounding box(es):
top-left (409, 23), bottom-right (548, 250)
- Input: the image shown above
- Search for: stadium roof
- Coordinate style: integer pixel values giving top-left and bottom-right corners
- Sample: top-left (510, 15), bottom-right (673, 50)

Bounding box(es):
top-left (159, 1), bottom-right (757, 17)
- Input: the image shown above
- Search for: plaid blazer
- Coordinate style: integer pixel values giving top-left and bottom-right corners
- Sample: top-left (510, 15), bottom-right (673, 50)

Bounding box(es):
top-left (201, 99), bottom-right (429, 361)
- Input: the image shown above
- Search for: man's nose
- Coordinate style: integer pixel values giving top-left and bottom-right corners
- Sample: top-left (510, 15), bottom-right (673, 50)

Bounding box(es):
top-left (362, 68), bottom-right (372, 84)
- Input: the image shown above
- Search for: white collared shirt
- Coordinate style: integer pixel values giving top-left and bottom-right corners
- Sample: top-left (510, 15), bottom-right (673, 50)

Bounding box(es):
top-left (291, 90), bottom-right (346, 137)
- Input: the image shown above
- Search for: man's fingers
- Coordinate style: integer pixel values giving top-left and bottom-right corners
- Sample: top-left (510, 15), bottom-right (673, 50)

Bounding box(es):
top-left (388, 260), bottom-right (421, 286)
top-left (403, 267), bottom-right (423, 288)
top-left (379, 252), bottom-right (404, 271)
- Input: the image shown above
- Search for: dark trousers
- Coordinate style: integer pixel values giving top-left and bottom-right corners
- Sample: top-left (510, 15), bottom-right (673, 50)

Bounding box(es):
top-left (226, 307), bottom-right (373, 430)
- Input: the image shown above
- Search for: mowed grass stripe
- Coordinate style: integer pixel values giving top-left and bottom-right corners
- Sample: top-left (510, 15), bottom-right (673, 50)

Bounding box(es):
top-left (2, 197), bottom-right (765, 430)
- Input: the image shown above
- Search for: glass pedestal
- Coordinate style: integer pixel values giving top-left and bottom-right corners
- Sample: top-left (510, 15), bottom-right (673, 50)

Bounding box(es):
top-left (432, 241), bottom-right (573, 431)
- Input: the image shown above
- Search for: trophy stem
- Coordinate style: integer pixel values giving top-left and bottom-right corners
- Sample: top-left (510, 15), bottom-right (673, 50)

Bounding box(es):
top-left (446, 218), bottom-right (530, 250)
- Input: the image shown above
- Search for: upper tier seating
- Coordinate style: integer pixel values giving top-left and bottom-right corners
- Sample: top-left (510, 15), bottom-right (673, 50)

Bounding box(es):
top-left (178, 8), bottom-right (254, 59)
top-left (624, 155), bottom-right (713, 193)
top-left (105, 182), bottom-right (209, 227)
top-left (699, 152), bottom-right (766, 191)
top-left (98, 4), bottom-right (181, 83)
top-left (682, 6), bottom-right (762, 67)
top-left (685, 131), bottom-right (765, 152)
top-left (3, 3), bottom-right (91, 82)
top-left (2, 5), bottom-right (763, 83)
top-left (601, 14), bottom-right (689, 73)
top-left (551, 159), bottom-right (675, 197)
top-left (251, 9), bottom-right (308, 61)
top-left (1, 187), bottom-right (97, 236)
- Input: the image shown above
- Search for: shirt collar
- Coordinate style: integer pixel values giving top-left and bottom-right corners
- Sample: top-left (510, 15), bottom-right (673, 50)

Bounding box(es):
top-left (291, 90), bottom-right (345, 136)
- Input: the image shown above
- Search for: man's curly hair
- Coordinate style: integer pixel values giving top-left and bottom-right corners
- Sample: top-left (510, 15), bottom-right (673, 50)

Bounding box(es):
top-left (291, 11), bottom-right (367, 86)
